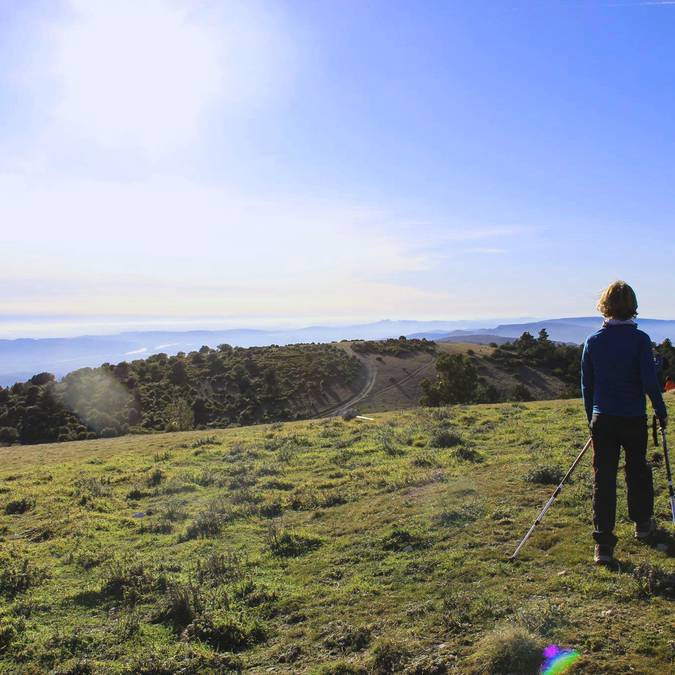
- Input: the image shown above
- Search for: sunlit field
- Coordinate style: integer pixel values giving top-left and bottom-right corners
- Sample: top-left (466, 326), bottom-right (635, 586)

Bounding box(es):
top-left (1, 398), bottom-right (673, 673)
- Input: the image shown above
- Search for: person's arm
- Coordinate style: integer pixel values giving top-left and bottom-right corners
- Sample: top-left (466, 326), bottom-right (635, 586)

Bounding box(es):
top-left (640, 335), bottom-right (668, 425)
top-left (581, 340), bottom-right (594, 424)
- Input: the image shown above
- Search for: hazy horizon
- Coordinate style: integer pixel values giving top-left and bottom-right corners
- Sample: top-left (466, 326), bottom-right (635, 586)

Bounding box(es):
top-left (0, 313), bottom-right (542, 340)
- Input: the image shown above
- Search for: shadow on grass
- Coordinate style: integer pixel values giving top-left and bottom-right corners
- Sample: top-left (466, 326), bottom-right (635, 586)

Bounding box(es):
top-left (72, 589), bottom-right (105, 607)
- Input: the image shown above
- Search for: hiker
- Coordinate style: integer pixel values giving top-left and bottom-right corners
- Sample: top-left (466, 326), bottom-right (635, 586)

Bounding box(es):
top-left (665, 376), bottom-right (675, 393)
top-left (580, 281), bottom-right (668, 565)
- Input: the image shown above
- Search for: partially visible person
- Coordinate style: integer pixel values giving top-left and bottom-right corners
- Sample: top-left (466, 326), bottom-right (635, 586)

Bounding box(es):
top-left (581, 281), bottom-right (668, 566)
top-left (665, 375), bottom-right (675, 393)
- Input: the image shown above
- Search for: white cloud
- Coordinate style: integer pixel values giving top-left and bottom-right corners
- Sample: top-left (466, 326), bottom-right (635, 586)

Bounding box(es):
top-left (0, 173), bottom-right (440, 317)
top-left (33, 0), bottom-right (291, 155)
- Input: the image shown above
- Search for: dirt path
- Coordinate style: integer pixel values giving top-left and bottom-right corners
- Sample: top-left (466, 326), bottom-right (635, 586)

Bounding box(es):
top-left (318, 357), bottom-right (378, 418)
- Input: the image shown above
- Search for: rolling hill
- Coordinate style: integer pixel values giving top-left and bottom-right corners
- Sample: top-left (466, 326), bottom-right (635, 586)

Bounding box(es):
top-left (0, 338), bottom-right (582, 446)
top-left (0, 397), bottom-right (673, 673)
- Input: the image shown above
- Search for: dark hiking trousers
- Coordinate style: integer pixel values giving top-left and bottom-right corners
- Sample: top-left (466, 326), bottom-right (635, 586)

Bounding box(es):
top-left (591, 413), bottom-right (654, 546)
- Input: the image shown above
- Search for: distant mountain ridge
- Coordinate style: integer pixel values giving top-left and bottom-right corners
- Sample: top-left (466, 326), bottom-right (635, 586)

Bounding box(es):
top-left (414, 317), bottom-right (675, 346)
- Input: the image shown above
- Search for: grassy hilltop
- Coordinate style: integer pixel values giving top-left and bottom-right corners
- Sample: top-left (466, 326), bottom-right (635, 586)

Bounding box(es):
top-left (1, 397), bottom-right (674, 673)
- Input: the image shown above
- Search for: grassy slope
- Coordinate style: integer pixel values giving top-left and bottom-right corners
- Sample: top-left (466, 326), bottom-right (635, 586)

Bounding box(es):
top-left (1, 398), bottom-right (674, 674)
top-left (344, 342), bottom-right (568, 414)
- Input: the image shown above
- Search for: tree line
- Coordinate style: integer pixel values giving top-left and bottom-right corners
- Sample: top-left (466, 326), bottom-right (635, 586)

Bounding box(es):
top-left (0, 343), bottom-right (361, 445)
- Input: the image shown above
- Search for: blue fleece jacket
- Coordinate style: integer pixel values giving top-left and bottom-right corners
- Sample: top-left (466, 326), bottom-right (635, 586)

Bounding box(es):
top-left (581, 323), bottom-right (667, 423)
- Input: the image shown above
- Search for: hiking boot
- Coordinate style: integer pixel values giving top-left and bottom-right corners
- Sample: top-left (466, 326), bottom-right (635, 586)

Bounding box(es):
top-left (594, 544), bottom-right (615, 565)
top-left (635, 518), bottom-right (656, 541)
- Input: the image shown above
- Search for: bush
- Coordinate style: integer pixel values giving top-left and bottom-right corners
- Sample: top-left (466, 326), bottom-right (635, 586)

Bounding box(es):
top-left (318, 662), bottom-right (367, 675)
top-left (268, 525), bottom-right (323, 557)
top-left (524, 465), bottom-right (564, 485)
top-left (127, 645), bottom-right (243, 674)
top-left (195, 551), bottom-right (245, 586)
top-left (376, 427), bottom-right (403, 456)
top-left (321, 620), bottom-right (371, 653)
top-left (181, 610), bottom-right (267, 652)
top-left (511, 384), bottom-right (534, 402)
top-left (371, 639), bottom-right (410, 673)
top-left (181, 499), bottom-right (233, 541)
top-left (471, 625), bottom-right (542, 674)
top-left (633, 563), bottom-right (675, 599)
top-left (100, 559), bottom-right (156, 603)
top-left (0, 552), bottom-right (42, 599)
top-left (147, 468), bottom-right (164, 487)
top-left (4, 496), bottom-right (35, 515)
top-left (381, 527), bottom-right (428, 552)
top-left (0, 613), bottom-right (25, 654)
top-left (259, 498), bottom-right (284, 518)
top-left (159, 583), bottom-right (204, 631)
top-left (0, 427), bottom-right (18, 444)
top-left (74, 476), bottom-right (111, 502)
top-left (411, 452), bottom-right (440, 468)
top-left (454, 446), bottom-right (483, 463)
top-left (429, 428), bottom-right (463, 448)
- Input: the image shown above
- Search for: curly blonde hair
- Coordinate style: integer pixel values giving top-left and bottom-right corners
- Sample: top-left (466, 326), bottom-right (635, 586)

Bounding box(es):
top-left (597, 281), bottom-right (638, 320)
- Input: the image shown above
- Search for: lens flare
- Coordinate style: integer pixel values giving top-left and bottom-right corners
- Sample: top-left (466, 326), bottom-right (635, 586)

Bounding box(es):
top-left (540, 644), bottom-right (580, 674)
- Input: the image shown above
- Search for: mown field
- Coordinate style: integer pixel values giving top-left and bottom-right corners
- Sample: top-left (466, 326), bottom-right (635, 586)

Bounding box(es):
top-left (1, 398), bottom-right (673, 674)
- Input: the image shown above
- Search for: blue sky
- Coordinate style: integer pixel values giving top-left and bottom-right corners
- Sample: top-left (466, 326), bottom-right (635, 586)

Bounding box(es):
top-left (1, 0), bottom-right (674, 337)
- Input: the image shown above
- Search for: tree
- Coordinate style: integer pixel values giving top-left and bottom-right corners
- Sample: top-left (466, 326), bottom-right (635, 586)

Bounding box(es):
top-left (165, 398), bottom-right (194, 431)
top-left (0, 427), bottom-right (18, 444)
top-left (169, 360), bottom-right (189, 386)
top-left (420, 354), bottom-right (478, 406)
top-left (29, 372), bottom-right (55, 386)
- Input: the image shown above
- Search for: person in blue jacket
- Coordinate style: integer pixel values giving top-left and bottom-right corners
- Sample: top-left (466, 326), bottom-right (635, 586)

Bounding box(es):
top-left (581, 281), bottom-right (668, 565)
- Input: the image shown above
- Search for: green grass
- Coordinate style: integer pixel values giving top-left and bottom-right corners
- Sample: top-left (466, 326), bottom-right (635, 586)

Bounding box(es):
top-left (0, 399), bottom-right (673, 673)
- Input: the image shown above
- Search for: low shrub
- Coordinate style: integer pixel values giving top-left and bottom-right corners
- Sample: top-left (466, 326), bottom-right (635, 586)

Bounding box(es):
top-left (429, 428), bottom-right (463, 448)
top-left (321, 620), bottom-right (371, 653)
top-left (524, 465), bottom-right (564, 485)
top-left (0, 613), bottom-right (25, 654)
top-left (0, 552), bottom-right (42, 598)
top-left (100, 559), bottom-right (156, 604)
top-left (317, 662), bottom-right (367, 675)
top-left (381, 527), bottom-right (428, 552)
top-left (126, 486), bottom-right (147, 501)
top-left (73, 476), bottom-right (111, 502)
top-left (268, 525), bottom-right (323, 557)
top-left (147, 468), bottom-right (164, 487)
top-left (411, 452), bottom-right (440, 468)
top-left (454, 446), bottom-right (483, 463)
top-left (471, 624), bottom-right (542, 674)
top-left (181, 499), bottom-right (233, 541)
top-left (191, 436), bottom-right (218, 448)
top-left (159, 582), bottom-right (204, 631)
top-left (181, 610), bottom-right (267, 652)
top-left (196, 551), bottom-right (245, 586)
top-left (371, 639), bottom-right (410, 673)
top-left (259, 498), bottom-right (284, 518)
top-left (4, 496), bottom-right (35, 515)
top-left (376, 427), bottom-right (403, 456)
top-left (126, 644), bottom-right (242, 674)
top-left (633, 563), bottom-right (675, 599)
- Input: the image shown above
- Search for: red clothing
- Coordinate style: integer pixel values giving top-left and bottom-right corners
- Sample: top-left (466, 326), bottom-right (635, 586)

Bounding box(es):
top-left (665, 379), bottom-right (675, 392)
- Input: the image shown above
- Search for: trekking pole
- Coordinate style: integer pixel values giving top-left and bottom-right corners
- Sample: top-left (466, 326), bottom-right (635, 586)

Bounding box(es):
top-left (508, 436), bottom-right (593, 561)
top-left (654, 416), bottom-right (675, 526)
